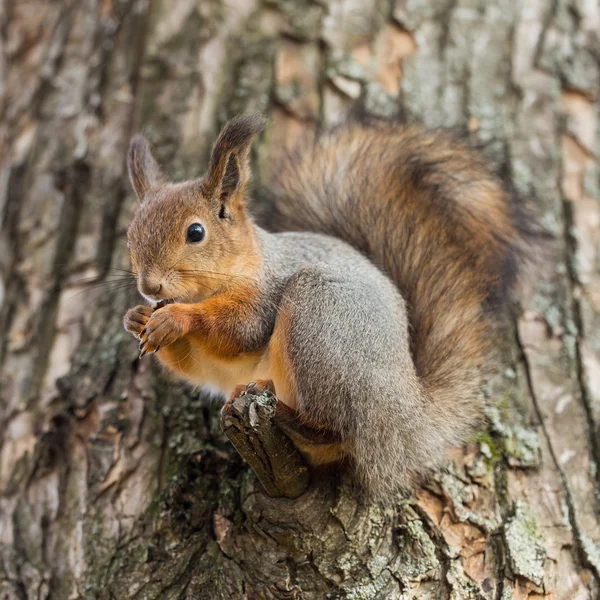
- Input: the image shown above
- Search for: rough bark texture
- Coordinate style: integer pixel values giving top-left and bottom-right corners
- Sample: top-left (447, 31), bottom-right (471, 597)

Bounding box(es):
top-left (221, 390), bottom-right (310, 500)
top-left (1, 0), bottom-right (600, 598)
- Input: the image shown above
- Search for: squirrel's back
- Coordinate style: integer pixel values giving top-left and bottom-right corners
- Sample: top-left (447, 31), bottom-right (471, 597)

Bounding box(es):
top-left (260, 121), bottom-right (528, 429)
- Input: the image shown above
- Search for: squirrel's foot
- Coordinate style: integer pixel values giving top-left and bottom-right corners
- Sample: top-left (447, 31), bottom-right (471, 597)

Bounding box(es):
top-left (229, 379), bottom-right (276, 401)
top-left (123, 305), bottom-right (153, 339)
top-left (224, 380), bottom-right (276, 412)
top-left (224, 380), bottom-right (343, 465)
top-left (272, 401), bottom-right (345, 465)
top-left (138, 304), bottom-right (191, 357)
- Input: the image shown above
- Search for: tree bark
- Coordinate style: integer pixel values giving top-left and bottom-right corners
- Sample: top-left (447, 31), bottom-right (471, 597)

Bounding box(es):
top-left (1, 0), bottom-right (600, 598)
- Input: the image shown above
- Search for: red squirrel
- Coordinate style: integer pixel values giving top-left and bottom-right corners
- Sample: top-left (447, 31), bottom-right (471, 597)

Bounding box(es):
top-left (123, 114), bottom-right (528, 495)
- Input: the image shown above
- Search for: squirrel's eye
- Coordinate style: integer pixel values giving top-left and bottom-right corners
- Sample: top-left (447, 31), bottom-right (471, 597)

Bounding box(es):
top-left (186, 223), bottom-right (206, 243)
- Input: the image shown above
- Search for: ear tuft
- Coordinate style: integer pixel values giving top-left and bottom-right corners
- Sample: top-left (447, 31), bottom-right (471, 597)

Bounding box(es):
top-left (127, 134), bottom-right (164, 201)
top-left (212, 114), bottom-right (267, 156)
top-left (203, 114), bottom-right (266, 205)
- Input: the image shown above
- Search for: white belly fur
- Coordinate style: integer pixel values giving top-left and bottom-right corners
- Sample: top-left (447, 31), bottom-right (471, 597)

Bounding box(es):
top-left (181, 339), bottom-right (273, 399)
top-left (157, 339), bottom-right (298, 409)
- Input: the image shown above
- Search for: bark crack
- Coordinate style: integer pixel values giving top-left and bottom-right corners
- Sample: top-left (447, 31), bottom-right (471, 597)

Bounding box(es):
top-left (514, 317), bottom-right (600, 584)
top-left (560, 186), bottom-right (600, 502)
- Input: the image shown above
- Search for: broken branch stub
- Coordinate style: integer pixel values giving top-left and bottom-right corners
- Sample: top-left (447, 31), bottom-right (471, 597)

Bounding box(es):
top-left (220, 391), bottom-right (310, 498)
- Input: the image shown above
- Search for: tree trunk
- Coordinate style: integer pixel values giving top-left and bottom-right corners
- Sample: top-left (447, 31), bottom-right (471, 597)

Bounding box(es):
top-left (1, 0), bottom-right (599, 598)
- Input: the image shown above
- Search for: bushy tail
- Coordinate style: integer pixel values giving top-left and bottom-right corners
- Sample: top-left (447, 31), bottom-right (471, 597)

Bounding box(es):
top-left (259, 121), bottom-right (530, 489)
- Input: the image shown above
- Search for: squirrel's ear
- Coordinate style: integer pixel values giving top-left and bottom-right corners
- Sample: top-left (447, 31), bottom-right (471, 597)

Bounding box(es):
top-left (127, 135), bottom-right (164, 201)
top-left (203, 114), bottom-right (266, 215)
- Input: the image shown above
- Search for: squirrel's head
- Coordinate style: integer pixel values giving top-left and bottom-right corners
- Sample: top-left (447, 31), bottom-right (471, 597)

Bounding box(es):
top-left (126, 114), bottom-right (265, 304)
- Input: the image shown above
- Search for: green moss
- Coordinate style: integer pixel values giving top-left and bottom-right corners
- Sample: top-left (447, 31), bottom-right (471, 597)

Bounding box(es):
top-left (484, 405), bottom-right (541, 469)
top-left (496, 387), bottom-right (513, 416)
top-left (341, 575), bottom-right (393, 600)
top-left (472, 430), bottom-right (502, 464)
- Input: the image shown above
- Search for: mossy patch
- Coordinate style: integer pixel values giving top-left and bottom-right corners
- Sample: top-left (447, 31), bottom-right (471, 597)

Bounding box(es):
top-left (485, 405), bottom-right (541, 468)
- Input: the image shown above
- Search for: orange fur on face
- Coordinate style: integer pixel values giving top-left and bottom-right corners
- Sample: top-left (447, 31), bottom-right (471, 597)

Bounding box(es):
top-left (126, 116), bottom-right (266, 306)
top-left (127, 183), bottom-right (261, 305)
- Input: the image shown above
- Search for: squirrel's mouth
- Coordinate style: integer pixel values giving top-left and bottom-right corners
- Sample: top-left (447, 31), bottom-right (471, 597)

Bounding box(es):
top-left (151, 289), bottom-right (214, 307)
top-left (153, 298), bottom-right (175, 309)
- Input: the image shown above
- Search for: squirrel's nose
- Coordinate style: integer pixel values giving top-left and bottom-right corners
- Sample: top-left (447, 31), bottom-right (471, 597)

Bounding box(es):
top-left (139, 276), bottom-right (162, 298)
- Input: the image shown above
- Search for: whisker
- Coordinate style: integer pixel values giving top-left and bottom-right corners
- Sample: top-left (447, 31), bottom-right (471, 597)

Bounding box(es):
top-left (61, 283), bottom-right (139, 314)
top-left (46, 276), bottom-right (135, 298)
top-left (175, 345), bottom-right (194, 370)
top-left (65, 273), bottom-right (134, 284)
top-left (176, 278), bottom-right (214, 295)
top-left (102, 268), bottom-right (136, 277)
top-left (60, 279), bottom-right (137, 302)
top-left (176, 269), bottom-right (251, 280)
top-left (65, 280), bottom-right (136, 294)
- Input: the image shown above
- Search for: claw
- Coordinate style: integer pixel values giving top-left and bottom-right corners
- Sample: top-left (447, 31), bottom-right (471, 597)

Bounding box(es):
top-left (244, 380), bottom-right (276, 395)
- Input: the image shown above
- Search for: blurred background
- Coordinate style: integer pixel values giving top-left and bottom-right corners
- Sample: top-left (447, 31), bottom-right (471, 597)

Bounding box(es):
top-left (1, 1), bottom-right (599, 598)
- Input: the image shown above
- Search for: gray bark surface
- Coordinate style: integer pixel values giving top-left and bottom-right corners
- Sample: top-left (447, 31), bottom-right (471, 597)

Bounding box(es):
top-left (1, 0), bottom-right (600, 598)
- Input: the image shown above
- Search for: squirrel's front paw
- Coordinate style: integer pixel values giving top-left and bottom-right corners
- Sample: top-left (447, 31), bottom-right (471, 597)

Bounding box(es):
top-left (138, 304), bottom-right (190, 357)
top-left (124, 305), bottom-right (153, 338)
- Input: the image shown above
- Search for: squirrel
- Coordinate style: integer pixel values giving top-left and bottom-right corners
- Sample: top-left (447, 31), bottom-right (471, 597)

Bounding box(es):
top-left (123, 113), bottom-right (529, 496)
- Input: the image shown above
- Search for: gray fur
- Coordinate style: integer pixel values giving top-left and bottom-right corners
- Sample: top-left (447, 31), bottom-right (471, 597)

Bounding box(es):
top-left (251, 229), bottom-right (456, 495)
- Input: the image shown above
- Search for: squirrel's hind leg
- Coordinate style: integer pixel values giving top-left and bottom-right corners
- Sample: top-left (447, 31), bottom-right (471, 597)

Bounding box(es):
top-left (225, 379), bottom-right (346, 467)
top-left (272, 399), bottom-right (346, 466)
